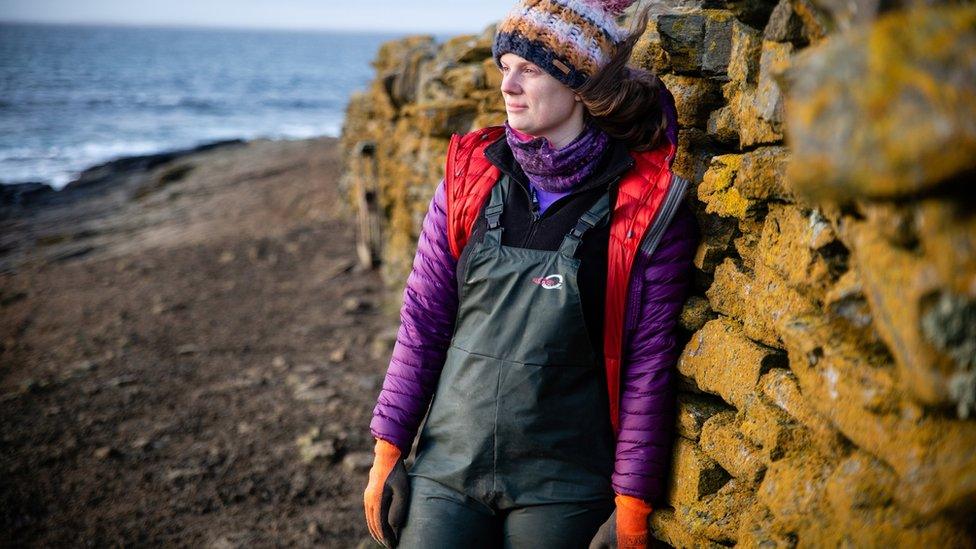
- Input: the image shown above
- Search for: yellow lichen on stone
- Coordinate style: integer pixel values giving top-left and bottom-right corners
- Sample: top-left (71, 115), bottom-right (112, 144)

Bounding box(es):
top-left (785, 4), bottom-right (976, 200)
top-left (757, 452), bottom-right (835, 538)
top-left (700, 411), bottom-right (766, 485)
top-left (698, 154), bottom-right (754, 219)
top-left (668, 437), bottom-right (731, 507)
top-left (677, 478), bottom-right (755, 544)
top-left (679, 318), bottom-right (786, 407)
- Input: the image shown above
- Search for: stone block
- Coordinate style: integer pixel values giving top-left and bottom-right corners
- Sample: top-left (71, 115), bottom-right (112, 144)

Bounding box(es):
top-left (725, 0), bottom-right (781, 29)
top-left (735, 503), bottom-right (798, 548)
top-left (401, 99), bottom-right (478, 138)
top-left (631, 17), bottom-right (671, 73)
top-left (657, 12), bottom-right (707, 74)
top-left (764, 0), bottom-right (807, 44)
top-left (471, 111), bottom-right (506, 132)
top-left (844, 213), bottom-right (954, 406)
top-left (691, 207), bottom-right (738, 274)
top-left (679, 318), bottom-right (787, 407)
top-left (698, 154), bottom-right (754, 220)
top-left (468, 88), bottom-right (504, 114)
top-left (755, 40), bottom-right (793, 127)
top-left (378, 40), bottom-right (438, 108)
top-left (785, 5), bottom-right (976, 201)
top-left (442, 64), bottom-right (486, 98)
top-left (679, 295), bottom-right (717, 333)
top-left (737, 146), bottom-right (791, 201)
top-left (914, 198), bottom-right (976, 301)
top-left (416, 71), bottom-right (455, 103)
top-left (698, 147), bottom-right (789, 219)
top-left (824, 450), bottom-right (898, 512)
top-left (804, 0), bottom-right (878, 31)
top-left (727, 80), bottom-right (785, 147)
top-left (657, 10), bottom-right (738, 76)
top-left (700, 411), bottom-right (767, 484)
top-left (824, 451), bottom-right (972, 546)
top-left (823, 268), bottom-right (880, 345)
top-left (677, 391), bottom-right (730, 440)
top-left (789, 0), bottom-right (829, 43)
top-left (373, 35), bottom-right (437, 75)
top-left (677, 478), bottom-right (755, 544)
top-left (669, 437), bottom-right (732, 507)
top-left (728, 19), bottom-right (762, 85)
top-left (650, 508), bottom-right (727, 549)
top-left (706, 257), bottom-right (817, 348)
top-left (673, 128), bottom-right (714, 182)
top-left (756, 204), bottom-right (847, 301)
top-left (837, 504), bottom-right (973, 547)
top-left (733, 218), bottom-right (763, 270)
top-left (705, 105), bottom-right (739, 145)
top-left (701, 10), bottom-right (738, 75)
top-left (778, 314), bottom-right (976, 517)
top-left (660, 74), bottom-right (723, 128)
top-left (758, 368), bottom-right (848, 458)
top-left (756, 452), bottom-right (835, 536)
top-left (737, 391), bottom-right (815, 461)
top-left (436, 33), bottom-right (491, 65)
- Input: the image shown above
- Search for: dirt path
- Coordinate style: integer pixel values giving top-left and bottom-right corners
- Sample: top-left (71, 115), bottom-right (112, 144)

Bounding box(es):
top-left (0, 137), bottom-right (393, 547)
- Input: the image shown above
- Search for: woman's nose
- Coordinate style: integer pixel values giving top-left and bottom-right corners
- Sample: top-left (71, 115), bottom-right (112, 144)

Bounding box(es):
top-left (500, 73), bottom-right (521, 95)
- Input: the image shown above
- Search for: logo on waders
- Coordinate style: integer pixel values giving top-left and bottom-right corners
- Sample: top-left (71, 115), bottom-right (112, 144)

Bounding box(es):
top-left (531, 274), bottom-right (564, 289)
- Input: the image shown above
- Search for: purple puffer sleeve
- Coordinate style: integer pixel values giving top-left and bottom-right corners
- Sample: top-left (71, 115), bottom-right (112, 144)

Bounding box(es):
top-left (369, 178), bottom-right (458, 453)
top-left (611, 201), bottom-right (699, 504)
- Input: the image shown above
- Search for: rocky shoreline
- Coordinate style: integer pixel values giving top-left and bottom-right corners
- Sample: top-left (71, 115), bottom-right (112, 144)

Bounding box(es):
top-left (0, 138), bottom-right (337, 273)
top-left (0, 139), bottom-right (246, 207)
top-left (1, 135), bottom-right (391, 546)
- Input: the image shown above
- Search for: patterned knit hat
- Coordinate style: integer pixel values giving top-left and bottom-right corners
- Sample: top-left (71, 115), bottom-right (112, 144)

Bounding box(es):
top-left (492, 0), bottom-right (638, 90)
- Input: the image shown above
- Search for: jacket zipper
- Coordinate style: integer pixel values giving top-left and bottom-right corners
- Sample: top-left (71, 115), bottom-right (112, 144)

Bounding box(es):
top-left (623, 172), bottom-right (690, 333)
top-left (530, 185), bottom-right (541, 221)
top-left (520, 184), bottom-right (542, 247)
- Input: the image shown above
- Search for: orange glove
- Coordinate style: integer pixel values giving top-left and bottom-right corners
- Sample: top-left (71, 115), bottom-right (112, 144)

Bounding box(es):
top-left (615, 493), bottom-right (653, 549)
top-left (363, 438), bottom-right (409, 547)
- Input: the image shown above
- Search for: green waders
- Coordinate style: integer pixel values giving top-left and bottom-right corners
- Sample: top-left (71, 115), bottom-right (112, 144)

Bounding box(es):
top-left (398, 175), bottom-right (617, 548)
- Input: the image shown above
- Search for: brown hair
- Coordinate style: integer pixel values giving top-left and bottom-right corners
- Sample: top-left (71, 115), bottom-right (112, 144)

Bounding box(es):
top-left (576, 4), bottom-right (668, 152)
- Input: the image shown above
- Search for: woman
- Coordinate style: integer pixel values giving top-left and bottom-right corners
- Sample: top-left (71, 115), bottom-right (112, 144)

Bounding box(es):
top-left (364, 0), bottom-right (699, 547)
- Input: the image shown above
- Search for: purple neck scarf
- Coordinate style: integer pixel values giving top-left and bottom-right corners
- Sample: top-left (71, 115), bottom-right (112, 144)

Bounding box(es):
top-left (504, 120), bottom-right (609, 193)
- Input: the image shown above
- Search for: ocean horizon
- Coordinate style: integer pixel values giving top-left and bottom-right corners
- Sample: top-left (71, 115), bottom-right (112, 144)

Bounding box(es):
top-left (0, 21), bottom-right (455, 189)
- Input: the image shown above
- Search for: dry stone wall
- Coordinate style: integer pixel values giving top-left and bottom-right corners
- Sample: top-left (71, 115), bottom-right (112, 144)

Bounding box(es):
top-left (340, 1), bottom-right (976, 546)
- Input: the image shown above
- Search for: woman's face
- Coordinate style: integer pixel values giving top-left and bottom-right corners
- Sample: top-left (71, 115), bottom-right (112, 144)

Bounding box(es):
top-left (499, 53), bottom-right (583, 146)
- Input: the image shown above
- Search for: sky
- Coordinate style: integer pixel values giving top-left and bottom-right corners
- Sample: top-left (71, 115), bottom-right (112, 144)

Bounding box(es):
top-left (0, 0), bottom-right (516, 33)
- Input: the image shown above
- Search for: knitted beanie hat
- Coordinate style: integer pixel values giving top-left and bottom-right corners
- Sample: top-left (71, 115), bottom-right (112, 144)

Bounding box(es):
top-left (492, 0), bottom-right (638, 90)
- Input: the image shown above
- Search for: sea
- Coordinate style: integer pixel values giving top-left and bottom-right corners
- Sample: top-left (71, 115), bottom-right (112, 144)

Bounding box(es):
top-left (0, 22), bottom-right (450, 189)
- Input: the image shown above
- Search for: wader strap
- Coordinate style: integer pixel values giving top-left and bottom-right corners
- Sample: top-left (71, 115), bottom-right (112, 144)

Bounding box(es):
top-left (558, 192), bottom-right (611, 258)
top-left (483, 175), bottom-right (509, 245)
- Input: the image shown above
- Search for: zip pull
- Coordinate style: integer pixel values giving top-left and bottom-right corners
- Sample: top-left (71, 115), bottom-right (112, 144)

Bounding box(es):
top-left (530, 185), bottom-right (541, 220)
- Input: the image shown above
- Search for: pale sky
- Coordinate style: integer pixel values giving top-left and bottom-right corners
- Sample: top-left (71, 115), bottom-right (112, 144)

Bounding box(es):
top-left (0, 0), bottom-right (516, 33)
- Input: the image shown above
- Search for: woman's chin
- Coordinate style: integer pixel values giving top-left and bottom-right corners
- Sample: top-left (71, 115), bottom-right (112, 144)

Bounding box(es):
top-left (506, 118), bottom-right (534, 135)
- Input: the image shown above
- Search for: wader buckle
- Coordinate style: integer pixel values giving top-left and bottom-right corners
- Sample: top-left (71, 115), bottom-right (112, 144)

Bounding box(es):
top-left (485, 203), bottom-right (505, 229)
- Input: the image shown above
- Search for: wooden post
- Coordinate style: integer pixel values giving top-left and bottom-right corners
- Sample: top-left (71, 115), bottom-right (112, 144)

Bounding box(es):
top-left (353, 141), bottom-right (381, 269)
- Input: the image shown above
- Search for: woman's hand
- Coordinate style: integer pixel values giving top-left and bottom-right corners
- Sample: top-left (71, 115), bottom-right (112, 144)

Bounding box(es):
top-left (589, 494), bottom-right (654, 549)
top-left (363, 438), bottom-right (410, 547)
top-left (616, 494), bottom-right (653, 548)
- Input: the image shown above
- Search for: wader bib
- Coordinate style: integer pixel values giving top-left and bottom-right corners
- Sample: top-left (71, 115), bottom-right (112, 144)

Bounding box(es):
top-left (409, 175), bottom-right (616, 509)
